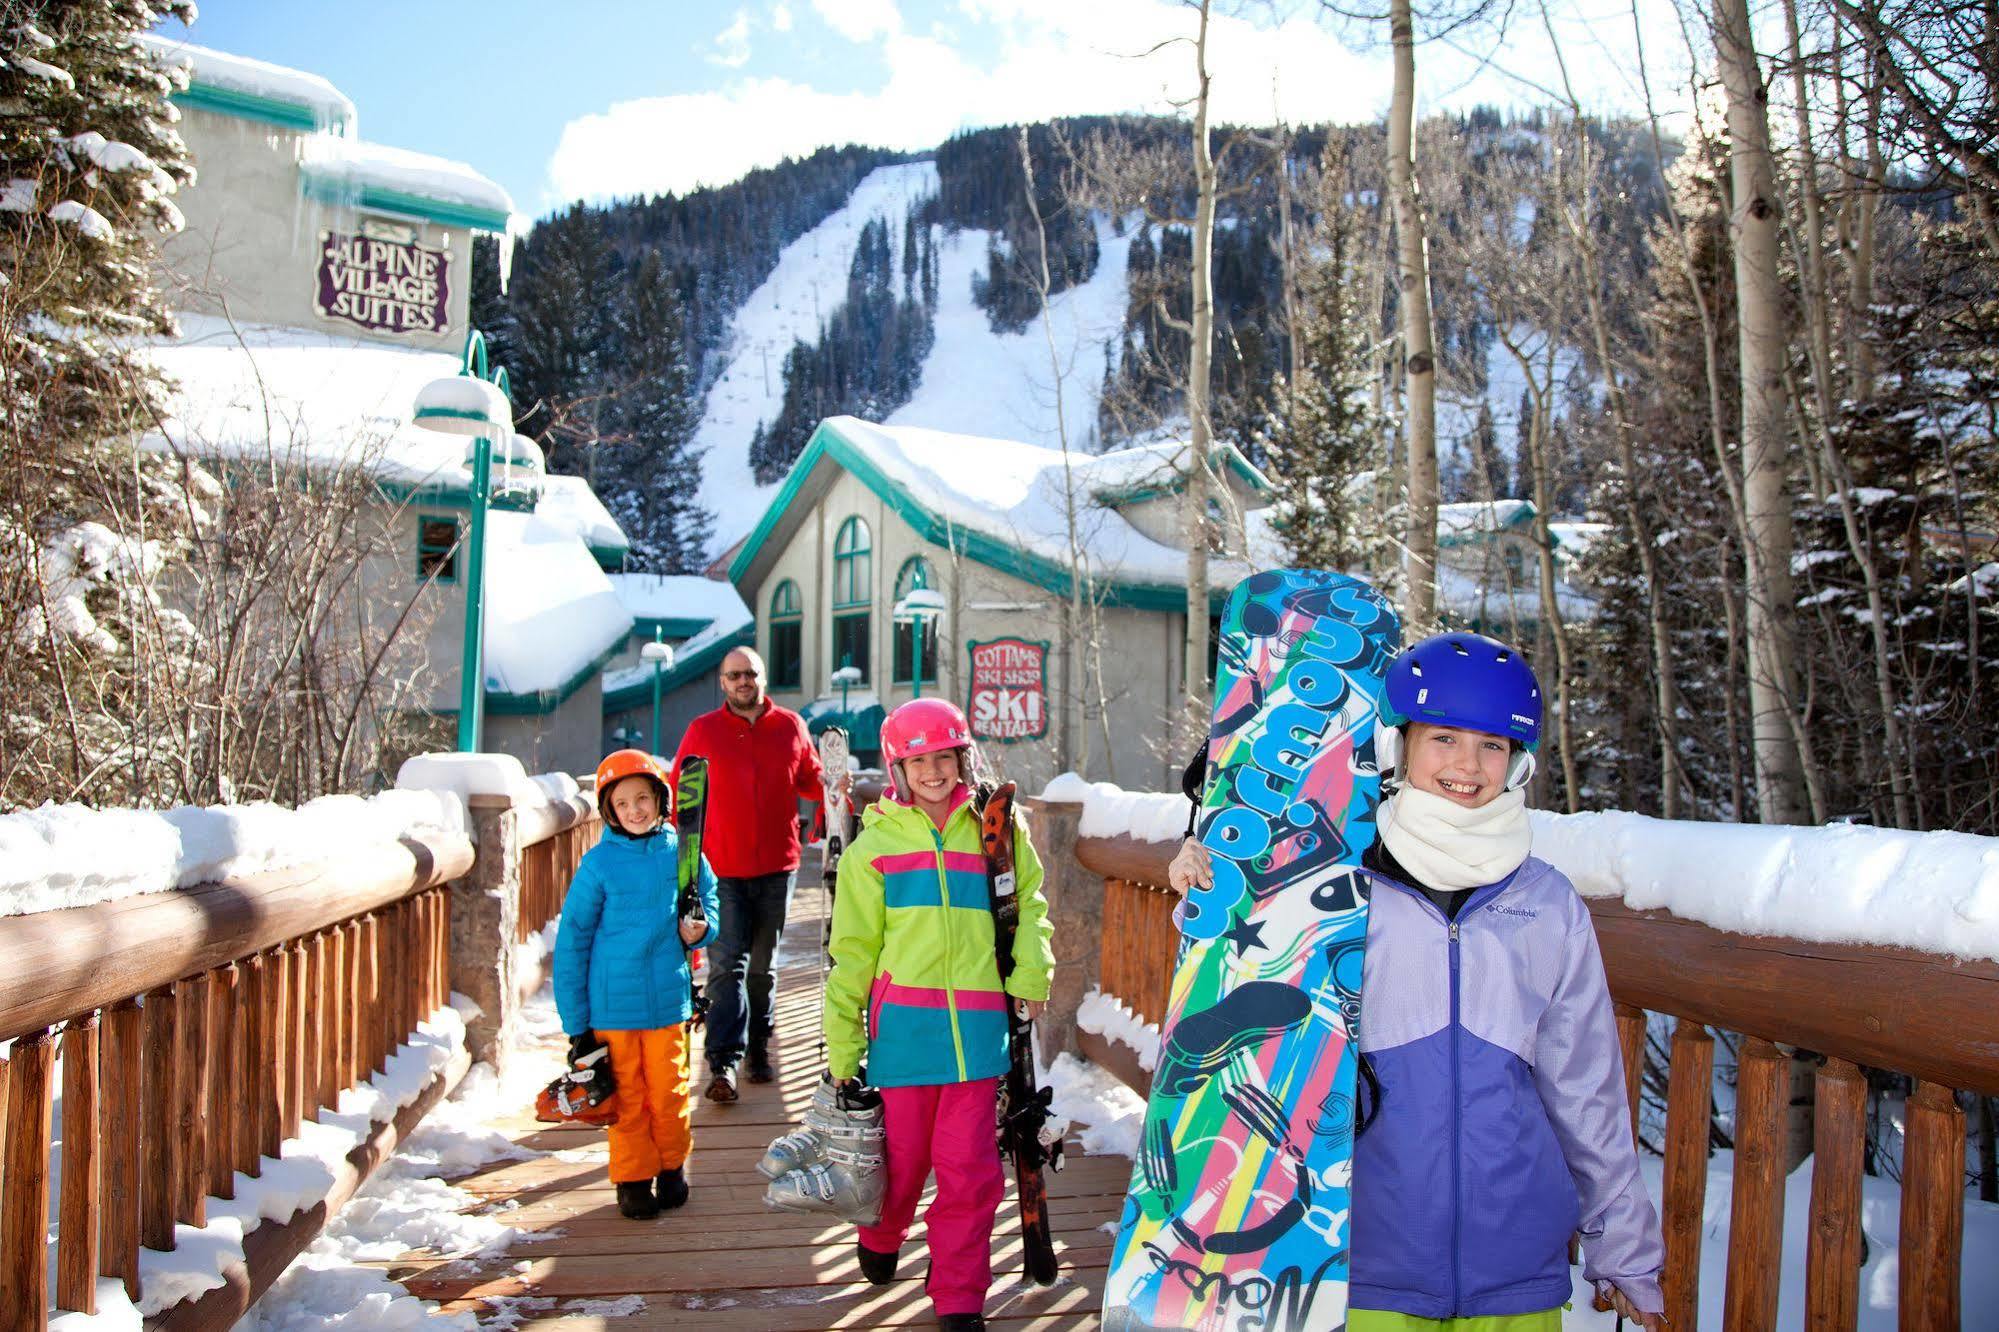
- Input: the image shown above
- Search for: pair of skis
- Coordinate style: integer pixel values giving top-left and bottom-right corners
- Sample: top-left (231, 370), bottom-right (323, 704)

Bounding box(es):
top-left (675, 757), bottom-right (711, 1071)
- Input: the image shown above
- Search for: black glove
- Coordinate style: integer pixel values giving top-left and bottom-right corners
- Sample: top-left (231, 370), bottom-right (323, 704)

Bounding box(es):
top-left (567, 1032), bottom-right (606, 1067)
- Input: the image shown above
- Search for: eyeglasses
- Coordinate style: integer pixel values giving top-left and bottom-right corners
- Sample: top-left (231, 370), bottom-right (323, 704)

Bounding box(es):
top-left (722, 669), bottom-right (760, 681)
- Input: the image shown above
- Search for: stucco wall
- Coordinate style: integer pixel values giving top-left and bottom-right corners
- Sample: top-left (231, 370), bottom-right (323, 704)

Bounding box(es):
top-left (163, 106), bottom-right (471, 354)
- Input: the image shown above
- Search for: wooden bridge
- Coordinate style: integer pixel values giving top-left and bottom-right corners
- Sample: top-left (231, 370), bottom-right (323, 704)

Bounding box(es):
top-left (387, 863), bottom-right (1126, 1328)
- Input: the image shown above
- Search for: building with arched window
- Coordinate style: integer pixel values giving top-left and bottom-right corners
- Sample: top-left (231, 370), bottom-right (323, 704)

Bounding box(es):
top-left (726, 415), bottom-right (1279, 790)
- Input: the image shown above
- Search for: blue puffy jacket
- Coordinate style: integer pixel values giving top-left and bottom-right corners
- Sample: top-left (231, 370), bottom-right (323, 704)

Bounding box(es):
top-left (1351, 855), bottom-right (1664, 1320)
top-left (553, 824), bottom-right (720, 1035)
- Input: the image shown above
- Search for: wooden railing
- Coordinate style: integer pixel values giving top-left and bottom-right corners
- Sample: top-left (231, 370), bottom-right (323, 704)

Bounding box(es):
top-left (1067, 831), bottom-right (1998, 1331)
top-left (0, 831), bottom-right (471, 1329)
top-left (516, 801), bottom-right (600, 945)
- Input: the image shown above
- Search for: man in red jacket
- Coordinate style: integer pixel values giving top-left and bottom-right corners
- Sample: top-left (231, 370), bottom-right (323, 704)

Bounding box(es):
top-left (672, 646), bottom-right (840, 1102)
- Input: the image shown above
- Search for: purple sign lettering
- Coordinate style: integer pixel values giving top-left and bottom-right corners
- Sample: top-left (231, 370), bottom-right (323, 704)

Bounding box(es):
top-left (315, 230), bottom-right (450, 336)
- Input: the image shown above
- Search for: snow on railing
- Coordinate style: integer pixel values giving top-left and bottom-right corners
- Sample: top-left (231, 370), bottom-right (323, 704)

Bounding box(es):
top-left (1031, 780), bottom-right (1999, 1331)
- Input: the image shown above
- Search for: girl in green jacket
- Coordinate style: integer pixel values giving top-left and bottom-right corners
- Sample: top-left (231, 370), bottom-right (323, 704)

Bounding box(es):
top-left (821, 699), bottom-right (1056, 1332)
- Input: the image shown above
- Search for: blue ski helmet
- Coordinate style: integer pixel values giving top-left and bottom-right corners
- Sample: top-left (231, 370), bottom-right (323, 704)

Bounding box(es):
top-left (1384, 632), bottom-right (1542, 749)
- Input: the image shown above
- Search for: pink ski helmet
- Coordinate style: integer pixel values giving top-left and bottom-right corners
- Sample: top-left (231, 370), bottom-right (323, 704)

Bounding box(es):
top-left (880, 698), bottom-right (973, 766)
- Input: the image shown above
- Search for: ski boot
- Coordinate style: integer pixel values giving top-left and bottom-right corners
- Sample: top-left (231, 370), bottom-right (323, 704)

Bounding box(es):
top-left (762, 1138), bottom-right (886, 1225)
top-left (756, 1075), bottom-right (886, 1179)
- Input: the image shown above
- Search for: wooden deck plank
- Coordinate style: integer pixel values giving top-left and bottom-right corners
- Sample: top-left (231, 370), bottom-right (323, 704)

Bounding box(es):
top-left (367, 854), bottom-right (1125, 1328)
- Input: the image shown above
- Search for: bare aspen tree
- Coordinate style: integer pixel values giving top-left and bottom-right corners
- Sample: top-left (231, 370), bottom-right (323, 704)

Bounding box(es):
top-left (1715, 0), bottom-right (1812, 824)
top-left (1387, 0), bottom-right (1441, 628)
top-left (1184, 0), bottom-right (1220, 709)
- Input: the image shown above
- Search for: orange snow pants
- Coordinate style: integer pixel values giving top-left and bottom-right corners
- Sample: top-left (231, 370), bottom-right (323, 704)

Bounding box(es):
top-left (598, 1025), bottom-right (693, 1183)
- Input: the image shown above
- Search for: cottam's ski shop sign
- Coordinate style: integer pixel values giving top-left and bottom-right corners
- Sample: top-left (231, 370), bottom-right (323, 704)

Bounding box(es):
top-left (967, 638), bottom-right (1048, 743)
top-left (316, 231), bottom-right (450, 335)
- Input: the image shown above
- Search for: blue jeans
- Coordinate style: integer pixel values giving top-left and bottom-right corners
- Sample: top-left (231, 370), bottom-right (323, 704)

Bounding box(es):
top-left (704, 870), bottom-right (795, 1072)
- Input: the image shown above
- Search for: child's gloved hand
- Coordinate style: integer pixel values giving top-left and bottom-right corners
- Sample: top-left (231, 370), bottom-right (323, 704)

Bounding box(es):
top-left (567, 1032), bottom-right (606, 1066)
top-left (1168, 837), bottom-right (1213, 892)
top-left (678, 913), bottom-right (706, 945)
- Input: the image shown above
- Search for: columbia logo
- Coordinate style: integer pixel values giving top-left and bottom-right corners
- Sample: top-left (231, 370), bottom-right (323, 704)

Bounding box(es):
top-left (1487, 904), bottom-right (1537, 919)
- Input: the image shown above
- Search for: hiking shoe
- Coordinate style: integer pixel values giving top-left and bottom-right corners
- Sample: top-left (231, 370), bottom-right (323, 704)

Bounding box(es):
top-left (655, 1166), bottom-right (689, 1210)
top-left (705, 1066), bottom-right (739, 1103)
top-left (747, 1050), bottom-right (776, 1084)
top-left (616, 1181), bottom-right (659, 1220)
top-left (937, 1315), bottom-right (986, 1331)
top-left (857, 1241), bottom-right (899, 1285)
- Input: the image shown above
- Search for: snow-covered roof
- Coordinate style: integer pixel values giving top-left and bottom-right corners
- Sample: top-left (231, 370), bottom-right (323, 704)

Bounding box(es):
top-left (1438, 499), bottom-right (1536, 543)
top-left (536, 473), bottom-right (629, 562)
top-left (1071, 436), bottom-right (1273, 505)
top-left (299, 136), bottom-right (514, 231)
top-left (602, 576), bottom-right (755, 703)
top-left (481, 512), bottom-right (631, 698)
top-left (140, 33), bottom-right (357, 133)
top-left (730, 416), bottom-right (1269, 611)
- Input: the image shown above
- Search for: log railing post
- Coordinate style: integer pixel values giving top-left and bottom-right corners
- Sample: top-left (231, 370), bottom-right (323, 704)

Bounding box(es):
top-left (324, 926), bottom-right (346, 1113)
top-left (174, 973), bottom-right (208, 1228)
top-left (100, 999), bottom-right (141, 1299)
top-left (1723, 1037), bottom-right (1787, 1329)
top-left (58, 1016), bottom-right (100, 1315)
top-left (0, 1029), bottom-right (54, 1325)
top-left (236, 956), bottom-right (263, 1179)
top-left (207, 966), bottom-right (237, 1201)
top-left (1021, 795), bottom-right (1098, 1063)
top-left (288, 940), bottom-right (308, 1135)
top-left (257, 951), bottom-right (283, 1161)
top-left (341, 920), bottom-right (362, 1090)
top-left (303, 933), bottom-right (324, 1122)
top-left (1661, 1019), bottom-right (1713, 1331)
top-left (1899, 1081), bottom-right (1965, 1332)
top-left (1806, 1057), bottom-right (1865, 1330)
top-left (140, 986), bottom-right (178, 1247)
top-left (1614, 1002), bottom-right (1645, 1144)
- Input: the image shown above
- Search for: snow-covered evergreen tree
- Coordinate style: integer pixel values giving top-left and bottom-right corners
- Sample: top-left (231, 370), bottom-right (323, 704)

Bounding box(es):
top-left (602, 250), bottom-right (711, 572)
top-left (1, 0), bottom-right (210, 809)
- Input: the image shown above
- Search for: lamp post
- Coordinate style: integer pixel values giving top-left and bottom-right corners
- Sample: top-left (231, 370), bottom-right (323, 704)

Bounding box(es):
top-left (641, 632), bottom-right (674, 756)
top-left (413, 329), bottom-right (516, 753)
top-left (892, 588), bottom-right (947, 701)
top-left (831, 663), bottom-right (862, 716)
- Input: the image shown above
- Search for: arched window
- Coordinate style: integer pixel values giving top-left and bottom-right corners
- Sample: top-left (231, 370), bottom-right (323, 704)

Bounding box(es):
top-left (768, 579), bottom-right (802, 690)
top-left (892, 556), bottom-right (937, 685)
top-left (832, 517), bottom-right (872, 681)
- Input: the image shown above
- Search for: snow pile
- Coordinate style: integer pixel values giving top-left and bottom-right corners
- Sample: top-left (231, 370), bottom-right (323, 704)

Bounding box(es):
top-left (534, 474), bottom-right (627, 557)
top-left (1043, 1052), bottom-right (1146, 1159)
top-left (694, 162), bottom-right (939, 556)
top-left (395, 752), bottom-right (577, 808)
top-left (1530, 808), bottom-right (1999, 963)
top-left (607, 571), bottom-right (750, 626)
top-left (299, 137), bottom-right (514, 221)
top-left (0, 789), bottom-right (465, 919)
top-left (1076, 988), bottom-right (1162, 1073)
top-left (1040, 773), bottom-right (1190, 844)
top-left (477, 512), bottom-right (631, 695)
top-left (138, 34), bottom-right (358, 132)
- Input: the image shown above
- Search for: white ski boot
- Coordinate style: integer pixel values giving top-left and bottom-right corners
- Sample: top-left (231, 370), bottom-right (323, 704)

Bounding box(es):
top-left (757, 1076), bottom-right (886, 1179)
top-left (763, 1141), bottom-right (885, 1225)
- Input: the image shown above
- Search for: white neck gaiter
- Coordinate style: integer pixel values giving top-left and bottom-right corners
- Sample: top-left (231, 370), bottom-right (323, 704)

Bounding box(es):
top-left (1376, 785), bottom-right (1532, 891)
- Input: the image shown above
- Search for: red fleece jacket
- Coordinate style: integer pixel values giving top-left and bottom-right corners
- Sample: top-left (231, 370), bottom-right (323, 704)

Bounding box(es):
top-left (671, 702), bottom-right (824, 878)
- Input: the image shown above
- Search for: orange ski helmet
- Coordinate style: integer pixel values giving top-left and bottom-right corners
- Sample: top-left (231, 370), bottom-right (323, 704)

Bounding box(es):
top-left (594, 748), bottom-right (669, 832)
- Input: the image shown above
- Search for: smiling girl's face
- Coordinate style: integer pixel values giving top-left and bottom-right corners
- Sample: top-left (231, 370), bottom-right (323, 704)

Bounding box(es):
top-left (1403, 722), bottom-right (1513, 808)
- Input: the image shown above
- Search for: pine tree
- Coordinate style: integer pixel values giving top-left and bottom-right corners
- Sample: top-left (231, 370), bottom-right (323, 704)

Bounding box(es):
top-left (601, 251), bottom-right (712, 572)
top-left (507, 204), bottom-right (617, 473)
top-left (1, 1), bottom-right (209, 808)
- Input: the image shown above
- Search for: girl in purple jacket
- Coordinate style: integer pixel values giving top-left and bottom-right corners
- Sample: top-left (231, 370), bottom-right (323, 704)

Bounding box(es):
top-left (1170, 632), bottom-right (1666, 1331)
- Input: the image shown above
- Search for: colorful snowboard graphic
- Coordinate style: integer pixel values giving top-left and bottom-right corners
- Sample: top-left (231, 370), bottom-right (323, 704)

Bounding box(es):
top-left (1103, 569), bottom-right (1400, 1332)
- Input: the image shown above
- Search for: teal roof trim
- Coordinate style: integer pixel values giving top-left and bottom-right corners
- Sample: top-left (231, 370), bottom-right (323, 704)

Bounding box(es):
top-left (633, 615), bottom-right (714, 641)
top-left (728, 420), bottom-right (1229, 614)
top-left (299, 174), bottom-right (511, 234)
top-left (1091, 445), bottom-right (1274, 508)
top-left (173, 84), bottom-right (338, 133)
top-left (591, 542), bottom-right (630, 571)
top-left (374, 478), bottom-right (538, 513)
top-left (1436, 502), bottom-right (1539, 550)
top-left (602, 622), bottom-right (757, 712)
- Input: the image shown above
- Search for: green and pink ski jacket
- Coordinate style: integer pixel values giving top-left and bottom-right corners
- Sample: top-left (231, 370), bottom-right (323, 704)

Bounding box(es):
top-left (823, 786), bottom-right (1055, 1088)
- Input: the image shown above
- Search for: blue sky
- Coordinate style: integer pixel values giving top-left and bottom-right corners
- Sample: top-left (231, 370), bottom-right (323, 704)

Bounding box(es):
top-left (162, 1), bottom-right (1697, 221)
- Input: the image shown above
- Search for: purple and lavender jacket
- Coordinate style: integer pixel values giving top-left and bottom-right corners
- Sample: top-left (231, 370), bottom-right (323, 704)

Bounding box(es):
top-left (1351, 854), bottom-right (1666, 1319)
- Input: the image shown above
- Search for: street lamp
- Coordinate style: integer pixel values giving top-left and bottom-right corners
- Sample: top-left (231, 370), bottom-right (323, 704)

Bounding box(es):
top-left (891, 588), bottom-right (947, 700)
top-left (640, 632), bottom-right (675, 756)
top-left (413, 329), bottom-right (514, 753)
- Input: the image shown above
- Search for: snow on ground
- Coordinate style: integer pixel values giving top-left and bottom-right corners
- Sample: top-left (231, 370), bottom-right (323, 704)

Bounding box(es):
top-left (0, 788), bottom-right (464, 918)
top-left (889, 212), bottom-right (1135, 453)
top-left (693, 162), bottom-right (939, 558)
top-left (1532, 807), bottom-right (1999, 963)
top-left (1043, 1052), bottom-right (1146, 1160)
top-left (1040, 773), bottom-right (1189, 844)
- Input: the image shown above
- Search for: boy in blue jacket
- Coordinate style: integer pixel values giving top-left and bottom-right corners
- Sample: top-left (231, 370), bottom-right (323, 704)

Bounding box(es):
top-left (555, 750), bottom-right (720, 1219)
top-left (1170, 634), bottom-right (1665, 1329)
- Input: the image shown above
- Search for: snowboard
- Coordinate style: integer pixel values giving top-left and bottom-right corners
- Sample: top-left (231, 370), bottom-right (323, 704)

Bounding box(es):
top-left (980, 782), bottom-right (1063, 1286)
top-left (1102, 569), bottom-right (1401, 1331)
top-left (675, 756), bottom-right (711, 1034)
top-left (818, 727), bottom-right (850, 960)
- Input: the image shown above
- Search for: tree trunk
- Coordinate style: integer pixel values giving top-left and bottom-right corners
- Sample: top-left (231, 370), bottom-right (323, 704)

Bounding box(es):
top-left (1183, 0), bottom-right (1217, 707)
top-left (1387, 0), bottom-right (1439, 629)
top-left (1715, 0), bottom-right (1811, 825)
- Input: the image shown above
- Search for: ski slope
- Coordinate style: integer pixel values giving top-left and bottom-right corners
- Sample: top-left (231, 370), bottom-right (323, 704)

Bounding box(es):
top-left (692, 161), bottom-right (938, 560)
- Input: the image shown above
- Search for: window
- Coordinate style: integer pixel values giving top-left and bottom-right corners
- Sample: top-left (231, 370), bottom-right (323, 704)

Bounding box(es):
top-left (833, 516), bottom-right (872, 607)
top-left (892, 556), bottom-right (938, 684)
top-left (417, 515), bottom-right (459, 582)
top-left (833, 613), bottom-right (871, 682)
top-left (768, 579), bottom-right (802, 690)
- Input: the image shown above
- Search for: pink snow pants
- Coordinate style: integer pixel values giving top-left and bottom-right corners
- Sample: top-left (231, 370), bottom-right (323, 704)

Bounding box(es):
top-left (858, 1076), bottom-right (1004, 1317)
